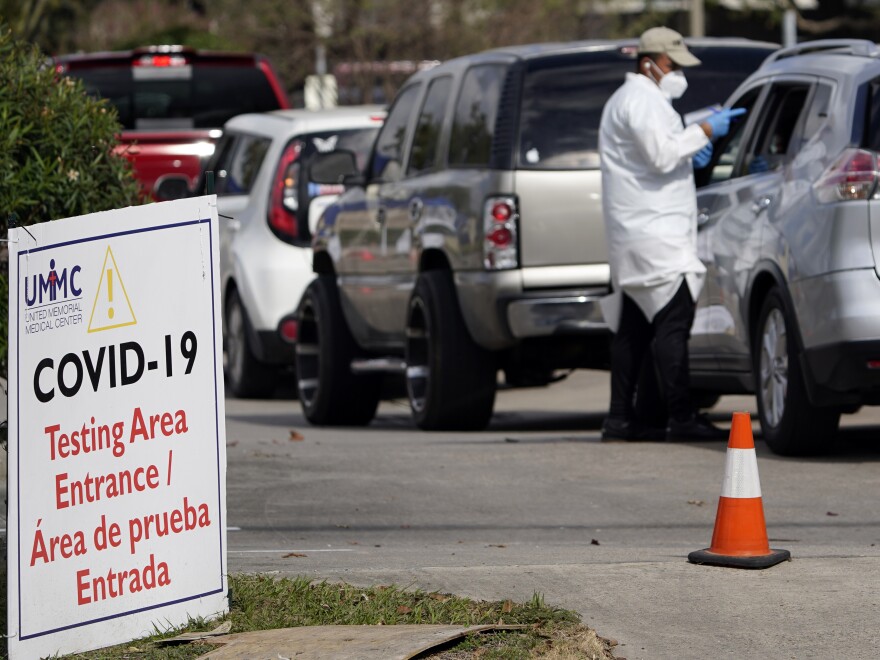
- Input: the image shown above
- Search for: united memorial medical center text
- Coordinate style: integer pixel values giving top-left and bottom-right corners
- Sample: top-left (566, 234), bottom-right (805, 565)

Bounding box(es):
top-left (26, 331), bottom-right (213, 606)
top-left (25, 300), bottom-right (84, 333)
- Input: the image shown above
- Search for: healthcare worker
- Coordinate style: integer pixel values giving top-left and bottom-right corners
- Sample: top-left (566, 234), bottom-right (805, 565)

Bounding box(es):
top-left (598, 26), bottom-right (744, 441)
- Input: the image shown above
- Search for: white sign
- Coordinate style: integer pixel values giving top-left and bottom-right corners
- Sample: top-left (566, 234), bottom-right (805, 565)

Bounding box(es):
top-left (7, 197), bottom-right (228, 658)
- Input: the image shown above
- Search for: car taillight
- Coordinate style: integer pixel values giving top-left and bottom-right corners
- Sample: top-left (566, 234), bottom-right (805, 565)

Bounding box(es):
top-left (268, 141), bottom-right (303, 242)
top-left (814, 148), bottom-right (880, 203)
top-left (483, 196), bottom-right (518, 270)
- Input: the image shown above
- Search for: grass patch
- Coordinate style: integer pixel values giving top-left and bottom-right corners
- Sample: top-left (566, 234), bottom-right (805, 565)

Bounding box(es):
top-left (50, 575), bottom-right (615, 659)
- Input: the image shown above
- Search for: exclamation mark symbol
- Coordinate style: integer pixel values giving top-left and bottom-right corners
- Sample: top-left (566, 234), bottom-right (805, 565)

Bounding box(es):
top-left (107, 269), bottom-right (114, 319)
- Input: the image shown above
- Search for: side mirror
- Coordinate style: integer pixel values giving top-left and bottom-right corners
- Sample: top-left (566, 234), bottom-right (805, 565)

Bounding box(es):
top-left (308, 150), bottom-right (361, 185)
top-left (153, 174), bottom-right (191, 201)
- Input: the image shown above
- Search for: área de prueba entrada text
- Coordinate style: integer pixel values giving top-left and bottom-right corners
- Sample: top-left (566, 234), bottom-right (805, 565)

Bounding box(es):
top-left (29, 405), bottom-right (214, 606)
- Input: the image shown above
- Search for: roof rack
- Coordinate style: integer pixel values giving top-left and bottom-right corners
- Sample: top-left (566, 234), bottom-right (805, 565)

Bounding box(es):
top-left (763, 39), bottom-right (880, 65)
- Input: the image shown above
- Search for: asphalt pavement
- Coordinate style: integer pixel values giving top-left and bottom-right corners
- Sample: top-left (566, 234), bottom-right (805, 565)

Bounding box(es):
top-left (223, 371), bottom-right (880, 660)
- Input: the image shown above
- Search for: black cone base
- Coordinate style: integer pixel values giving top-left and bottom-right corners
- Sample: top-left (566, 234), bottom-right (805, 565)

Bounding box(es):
top-left (688, 547), bottom-right (791, 569)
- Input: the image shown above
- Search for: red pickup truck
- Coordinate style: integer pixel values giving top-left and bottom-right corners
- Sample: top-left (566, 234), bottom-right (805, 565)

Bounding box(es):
top-left (54, 46), bottom-right (290, 199)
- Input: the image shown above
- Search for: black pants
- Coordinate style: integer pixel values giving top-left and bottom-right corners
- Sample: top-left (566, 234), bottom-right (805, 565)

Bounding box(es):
top-left (609, 281), bottom-right (696, 423)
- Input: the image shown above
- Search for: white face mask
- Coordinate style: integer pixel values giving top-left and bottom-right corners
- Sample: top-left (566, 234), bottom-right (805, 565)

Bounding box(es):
top-left (660, 70), bottom-right (688, 99)
top-left (647, 60), bottom-right (689, 100)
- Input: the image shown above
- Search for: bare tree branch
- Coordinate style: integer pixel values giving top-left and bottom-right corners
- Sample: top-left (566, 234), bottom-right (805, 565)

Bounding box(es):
top-left (779, 0), bottom-right (866, 35)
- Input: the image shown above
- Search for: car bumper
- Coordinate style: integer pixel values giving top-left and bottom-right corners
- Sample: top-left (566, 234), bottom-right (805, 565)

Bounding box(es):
top-left (802, 340), bottom-right (880, 406)
top-left (505, 291), bottom-right (609, 337)
top-left (456, 268), bottom-right (611, 351)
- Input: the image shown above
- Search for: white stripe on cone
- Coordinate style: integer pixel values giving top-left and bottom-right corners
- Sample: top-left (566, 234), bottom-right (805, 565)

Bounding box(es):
top-left (720, 447), bottom-right (762, 499)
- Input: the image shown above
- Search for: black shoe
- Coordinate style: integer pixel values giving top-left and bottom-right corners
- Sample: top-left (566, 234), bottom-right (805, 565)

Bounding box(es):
top-left (666, 413), bottom-right (729, 441)
top-left (602, 416), bottom-right (665, 442)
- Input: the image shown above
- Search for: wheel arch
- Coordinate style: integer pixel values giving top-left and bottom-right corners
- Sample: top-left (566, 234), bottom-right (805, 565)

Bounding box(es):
top-left (419, 248), bottom-right (452, 273)
top-left (223, 276), bottom-right (238, 317)
top-left (748, 264), bottom-right (841, 454)
top-left (223, 278), bottom-right (268, 361)
top-left (313, 250), bottom-right (335, 276)
top-left (747, 262), bottom-right (805, 355)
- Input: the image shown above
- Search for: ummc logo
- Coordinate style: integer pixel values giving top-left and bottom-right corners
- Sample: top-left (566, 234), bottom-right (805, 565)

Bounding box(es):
top-left (25, 259), bottom-right (83, 307)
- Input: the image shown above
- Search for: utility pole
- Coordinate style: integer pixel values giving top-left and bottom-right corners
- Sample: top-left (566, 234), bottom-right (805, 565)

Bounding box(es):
top-left (309, 0), bottom-right (336, 109)
top-left (690, 0), bottom-right (705, 37)
top-left (782, 8), bottom-right (798, 47)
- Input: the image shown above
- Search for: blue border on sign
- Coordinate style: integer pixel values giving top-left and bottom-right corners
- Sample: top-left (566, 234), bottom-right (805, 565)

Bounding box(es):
top-left (15, 218), bottom-right (226, 641)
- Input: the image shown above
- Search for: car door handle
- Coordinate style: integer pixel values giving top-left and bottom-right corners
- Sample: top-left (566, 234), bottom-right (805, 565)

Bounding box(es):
top-left (751, 197), bottom-right (772, 215)
top-left (697, 208), bottom-right (710, 227)
top-left (377, 207), bottom-right (386, 225)
top-left (409, 198), bottom-right (424, 222)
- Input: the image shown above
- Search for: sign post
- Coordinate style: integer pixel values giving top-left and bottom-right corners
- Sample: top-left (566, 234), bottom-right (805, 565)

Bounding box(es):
top-left (7, 197), bottom-right (228, 658)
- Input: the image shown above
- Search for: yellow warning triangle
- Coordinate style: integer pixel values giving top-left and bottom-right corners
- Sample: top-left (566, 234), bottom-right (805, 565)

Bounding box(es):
top-left (87, 246), bottom-right (137, 333)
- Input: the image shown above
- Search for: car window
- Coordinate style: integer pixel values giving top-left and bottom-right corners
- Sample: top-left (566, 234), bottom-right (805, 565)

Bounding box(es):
top-left (448, 64), bottom-right (506, 168)
top-left (215, 134), bottom-right (271, 196)
top-left (303, 128), bottom-right (380, 172)
top-left (408, 76), bottom-right (452, 176)
top-left (672, 46), bottom-right (776, 117)
top-left (801, 82), bottom-right (833, 142)
top-left (519, 55), bottom-right (631, 170)
top-left (69, 64), bottom-right (283, 130)
top-left (865, 76), bottom-right (880, 151)
top-left (698, 86), bottom-right (762, 186)
top-left (516, 46), bottom-right (774, 171)
top-left (748, 83), bottom-right (811, 172)
top-left (370, 83), bottom-right (422, 182)
top-left (292, 126), bottom-right (382, 241)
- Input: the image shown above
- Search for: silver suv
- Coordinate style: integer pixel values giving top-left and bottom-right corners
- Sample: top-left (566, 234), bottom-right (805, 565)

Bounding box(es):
top-left (689, 39), bottom-right (880, 455)
top-left (298, 38), bottom-right (776, 430)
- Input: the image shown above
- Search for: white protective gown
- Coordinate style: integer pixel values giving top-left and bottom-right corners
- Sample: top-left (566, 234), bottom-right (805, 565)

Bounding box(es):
top-left (598, 72), bottom-right (709, 331)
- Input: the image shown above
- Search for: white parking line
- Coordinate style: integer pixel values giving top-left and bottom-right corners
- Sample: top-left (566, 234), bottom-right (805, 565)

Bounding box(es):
top-left (228, 549), bottom-right (355, 554)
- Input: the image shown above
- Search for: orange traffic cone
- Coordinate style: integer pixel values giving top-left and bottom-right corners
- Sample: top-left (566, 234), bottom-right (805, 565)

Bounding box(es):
top-left (688, 411), bottom-right (790, 569)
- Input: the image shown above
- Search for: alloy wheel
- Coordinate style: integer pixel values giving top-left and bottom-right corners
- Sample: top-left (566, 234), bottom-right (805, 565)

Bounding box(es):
top-left (759, 308), bottom-right (788, 427)
top-left (296, 298), bottom-right (320, 409)
top-left (226, 299), bottom-right (245, 383)
top-left (406, 298), bottom-right (429, 414)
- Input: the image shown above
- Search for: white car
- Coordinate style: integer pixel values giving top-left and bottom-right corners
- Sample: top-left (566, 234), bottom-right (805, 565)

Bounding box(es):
top-left (206, 107), bottom-right (385, 397)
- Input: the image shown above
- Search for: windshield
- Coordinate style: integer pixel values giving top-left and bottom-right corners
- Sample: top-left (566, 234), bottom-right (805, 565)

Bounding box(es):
top-left (68, 64), bottom-right (283, 130)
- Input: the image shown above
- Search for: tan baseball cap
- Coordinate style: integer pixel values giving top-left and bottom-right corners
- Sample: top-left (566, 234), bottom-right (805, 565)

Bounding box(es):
top-left (638, 27), bottom-right (701, 67)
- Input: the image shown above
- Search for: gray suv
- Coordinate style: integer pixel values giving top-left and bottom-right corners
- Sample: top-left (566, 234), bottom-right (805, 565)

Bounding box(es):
top-left (298, 38), bottom-right (776, 430)
top-left (690, 39), bottom-right (880, 455)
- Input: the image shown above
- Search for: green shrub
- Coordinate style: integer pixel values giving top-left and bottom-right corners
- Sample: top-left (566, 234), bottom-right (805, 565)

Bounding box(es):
top-left (0, 24), bottom-right (141, 380)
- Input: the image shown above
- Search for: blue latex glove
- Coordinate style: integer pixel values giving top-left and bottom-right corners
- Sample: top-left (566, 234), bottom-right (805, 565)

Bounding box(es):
top-left (693, 142), bottom-right (713, 169)
top-left (705, 107), bottom-right (747, 139)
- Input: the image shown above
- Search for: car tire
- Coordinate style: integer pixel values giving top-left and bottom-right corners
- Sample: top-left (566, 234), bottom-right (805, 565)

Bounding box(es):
top-left (753, 288), bottom-right (840, 456)
top-left (406, 270), bottom-right (496, 430)
top-left (296, 275), bottom-right (380, 426)
top-left (225, 289), bottom-right (279, 398)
